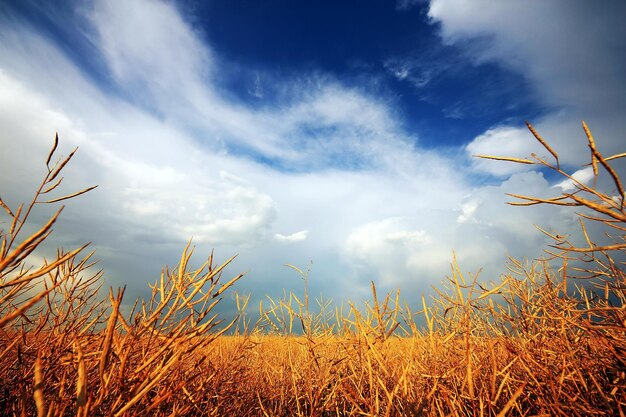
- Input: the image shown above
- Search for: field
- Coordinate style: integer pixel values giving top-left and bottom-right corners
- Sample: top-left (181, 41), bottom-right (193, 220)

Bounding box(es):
top-left (1, 123), bottom-right (625, 416)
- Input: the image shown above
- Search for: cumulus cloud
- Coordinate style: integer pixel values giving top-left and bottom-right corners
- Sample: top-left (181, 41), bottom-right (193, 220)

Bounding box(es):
top-left (465, 125), bottom-right (546, 176)
top-left (342, 166), bottom-right (591, 293)
top-left (457, 200), bottom-right (479, 224)
top-left (123, 170), bottom-right (277, 245)
top-left (553, 167), bottom-right (595, 192)
top-left (386, 230), bottom-right (431, 246)
top-left (345, 217), bottom-right (445, 287)
top-left (275, 230), bottom-right (308, 243)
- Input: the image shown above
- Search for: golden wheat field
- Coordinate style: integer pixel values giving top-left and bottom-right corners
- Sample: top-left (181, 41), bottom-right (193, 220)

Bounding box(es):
top-left (1, 122), bottom-right (625, 416)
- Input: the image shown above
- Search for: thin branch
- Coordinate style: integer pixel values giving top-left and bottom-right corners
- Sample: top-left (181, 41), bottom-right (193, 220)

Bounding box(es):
top-left (525, 121), bottom-right (559, 169)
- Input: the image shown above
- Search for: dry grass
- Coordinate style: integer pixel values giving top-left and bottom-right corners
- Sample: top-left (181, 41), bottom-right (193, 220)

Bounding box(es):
top-left (1, 122), bottom-right (625, 416)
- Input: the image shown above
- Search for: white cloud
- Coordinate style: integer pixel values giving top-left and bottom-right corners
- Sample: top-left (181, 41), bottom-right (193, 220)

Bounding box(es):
top-left (87, 0), bottom-right (420, 172)
top-left (428, 1), bottom-right (626, 113)
top-left (457, 200), bottom-right (479, 224)
top-left (1, 0), bottom-right (620, 305)
top-left (396, 0), bottom-right (423, 11)
top-left (465, 125), bottom-right (546, 176)
top-left (89, 0), bottom-right (213, 100)
top-left (275, 230), bottom-right (308, 243)
top-left (554, 167), bottom-right (595, 192)
top-left (430, 0), bottom-right (626, 169)
top-left (122, 169), bottom-right (277, 245)
top-left (383, 57), bottom-right (437, 89)
top-left (342, 167), bottom-right (590, 291)
top-left (248, 72), bottom-right (264, 99)
top-left (0, 68), bottom-right (277, 247)
top-left (386, 230), bottom-right (431, 246)
top-left (0, 8), bottom-right (466, 300)
top-left (391, 66), bottom-right (409, 81)
top-left (345, 217), bottom-right (442, 286)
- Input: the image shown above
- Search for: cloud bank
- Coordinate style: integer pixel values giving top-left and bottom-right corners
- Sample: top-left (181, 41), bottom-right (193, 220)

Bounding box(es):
top-left (0, 0), bottom-right (623, 306)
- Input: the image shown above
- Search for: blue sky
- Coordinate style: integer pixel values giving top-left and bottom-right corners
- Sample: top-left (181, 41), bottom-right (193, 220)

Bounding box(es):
top-left (1, 0), bottom-right (625, 308)
top-left (193, 0), bottom-right (540, 147)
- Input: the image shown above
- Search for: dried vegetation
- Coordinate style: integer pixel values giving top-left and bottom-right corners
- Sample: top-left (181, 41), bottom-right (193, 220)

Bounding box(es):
top-left (1, 123), bottom-right (625, 416)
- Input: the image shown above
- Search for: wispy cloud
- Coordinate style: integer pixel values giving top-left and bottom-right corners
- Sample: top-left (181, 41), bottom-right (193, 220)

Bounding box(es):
top-left (248, 72), bottom-right (264, 99)
top-left (396, 0), bottom-right (423, 12)
top-left (383, 56), bottom-right (439, 89)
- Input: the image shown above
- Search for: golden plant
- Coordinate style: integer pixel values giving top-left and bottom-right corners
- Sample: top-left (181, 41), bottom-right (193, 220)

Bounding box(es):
top-left (1, 135), bottom-right (245, 416)
top-left (1, 122), bottom-right (624, 416)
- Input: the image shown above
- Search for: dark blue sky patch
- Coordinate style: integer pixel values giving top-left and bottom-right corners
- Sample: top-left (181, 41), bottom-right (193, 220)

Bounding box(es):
top-left (181, 0), bottom-right (543, 148)
top-left (188, 0), bottom-right (429, 71)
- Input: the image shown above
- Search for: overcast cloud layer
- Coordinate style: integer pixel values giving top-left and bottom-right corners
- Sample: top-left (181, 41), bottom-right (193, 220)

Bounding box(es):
top-left (0, 0), bottom-right (624, 308)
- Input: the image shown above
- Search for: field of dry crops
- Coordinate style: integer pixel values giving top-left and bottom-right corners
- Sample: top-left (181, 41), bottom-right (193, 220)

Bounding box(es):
top-left (1, 123), bottom-right (625, 416)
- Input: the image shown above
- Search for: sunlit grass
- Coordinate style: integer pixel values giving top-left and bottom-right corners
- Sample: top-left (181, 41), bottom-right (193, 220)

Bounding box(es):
top-left (1, 122), bottom-right (624, 416)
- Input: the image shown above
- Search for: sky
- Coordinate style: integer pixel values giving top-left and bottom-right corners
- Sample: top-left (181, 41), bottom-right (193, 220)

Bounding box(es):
top-left (1, 0), bottom-right (625, 312)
